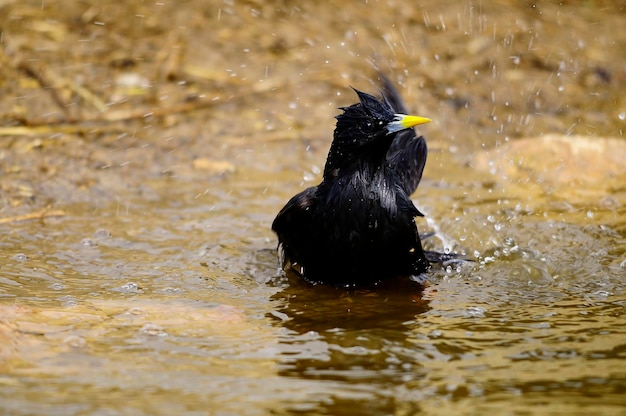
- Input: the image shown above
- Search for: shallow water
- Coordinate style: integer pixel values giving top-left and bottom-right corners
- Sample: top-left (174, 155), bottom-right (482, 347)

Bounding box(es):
top-left (2, 148), bottom-right (624, 415)
top-left (1, 0), bottom-right (626, 415)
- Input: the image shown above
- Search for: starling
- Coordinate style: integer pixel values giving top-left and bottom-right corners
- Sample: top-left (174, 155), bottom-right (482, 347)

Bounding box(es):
top-left (272, 76), bottom-right (437, 286)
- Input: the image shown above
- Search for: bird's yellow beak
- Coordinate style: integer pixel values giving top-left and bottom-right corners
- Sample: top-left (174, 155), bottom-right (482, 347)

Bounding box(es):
top-left (386, 113), bottom-right (431, 134)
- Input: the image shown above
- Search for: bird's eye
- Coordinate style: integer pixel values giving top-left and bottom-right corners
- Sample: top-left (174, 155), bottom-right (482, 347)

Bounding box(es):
top-left (362, 119), bottom-right (383, 133)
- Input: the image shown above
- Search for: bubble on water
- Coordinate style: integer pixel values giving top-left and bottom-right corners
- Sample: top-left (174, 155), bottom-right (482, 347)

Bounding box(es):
top-left (429, 330), bottom-right (443, 338)
top-left (592, 290), bottom-right (611, 298)
top-left (13, 253), bottom-right (28, 261)
top-left (159, 286), bottom-right (182, 294)
top-left (301, 331), bottom-right (320, 341)
top-left (619, 112), bottom-right (625, 121)
top-left (64, 335), bottom-right (87, 349)
top-left (94, 229), bottom-right (112, 239)
top-left (81, 238), bottom-right (98, 247)
top-left (61, 296), bottom-right (78, 307)
top-left (120, 282), bottom-right (139, 293)
top-left (50, 283), bottom-right (65, 291)
top-left (466, 306), bottom-right (486, 318)
top-left (140, 323), bottom-right (168, 337)
top-left (620, 259), bottom-right (626, 268)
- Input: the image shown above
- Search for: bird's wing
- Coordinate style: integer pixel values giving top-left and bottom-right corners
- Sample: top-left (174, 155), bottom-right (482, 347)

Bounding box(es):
top-left (271, 186), bottom-right (317, 266)
top-left (379, 75), bottom-right (428, 196)
top-left (386, 134), bottom-right (428, 196)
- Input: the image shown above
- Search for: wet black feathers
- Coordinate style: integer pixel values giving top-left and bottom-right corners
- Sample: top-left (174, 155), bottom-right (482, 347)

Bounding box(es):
top-left (272, 77), bottom-right (430, 286)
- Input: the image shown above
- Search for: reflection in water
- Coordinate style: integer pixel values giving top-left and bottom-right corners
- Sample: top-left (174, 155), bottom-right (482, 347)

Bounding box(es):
top-left (273, 272), bottom-right (431, 332)
top-left (270, 272), bottom-right (431, 414)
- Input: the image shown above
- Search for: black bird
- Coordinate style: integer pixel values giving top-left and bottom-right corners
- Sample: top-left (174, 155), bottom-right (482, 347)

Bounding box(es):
top-left (272, 77), bottom-right (436, 286)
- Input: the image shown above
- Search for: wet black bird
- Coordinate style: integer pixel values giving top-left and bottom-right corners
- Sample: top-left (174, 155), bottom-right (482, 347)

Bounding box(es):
top-left (272, 77), bottom-right (435, 286)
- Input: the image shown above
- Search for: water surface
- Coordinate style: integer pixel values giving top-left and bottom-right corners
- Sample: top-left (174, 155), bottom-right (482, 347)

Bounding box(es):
top-left (0, 1), bottom-right (625, 415)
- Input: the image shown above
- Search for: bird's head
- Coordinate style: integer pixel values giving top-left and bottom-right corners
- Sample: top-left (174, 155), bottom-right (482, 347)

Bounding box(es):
top-left (324, 88), bottom-right (431, 177)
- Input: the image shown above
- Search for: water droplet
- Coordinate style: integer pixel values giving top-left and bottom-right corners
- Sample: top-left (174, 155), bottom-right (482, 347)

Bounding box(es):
top-left (13, 253), bottom-right (28, 261)
top-left (618, 112), bottom-right (625, 121)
